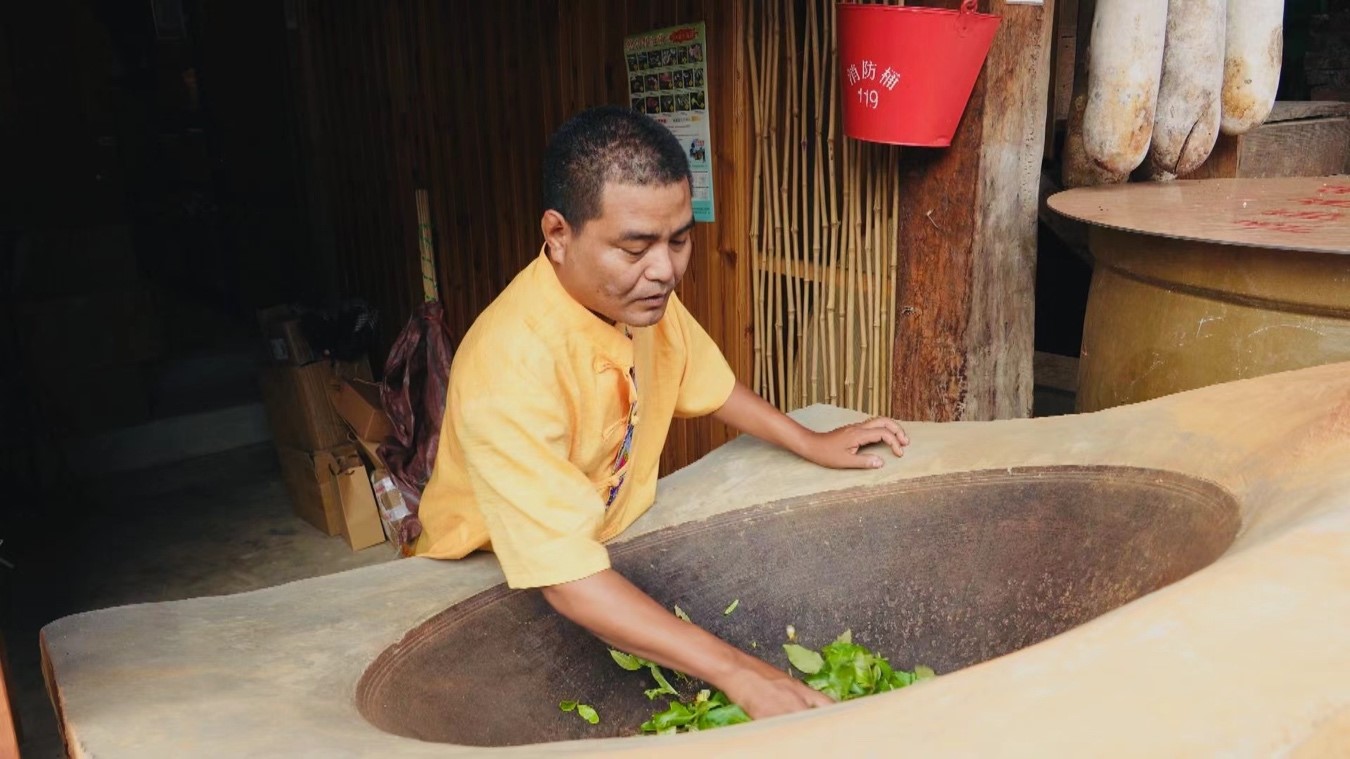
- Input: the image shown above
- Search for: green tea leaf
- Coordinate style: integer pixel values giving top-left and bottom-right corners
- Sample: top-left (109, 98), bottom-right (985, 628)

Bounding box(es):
top-left (647, 664), bottom-right (680, 698)
top-left (914, 665), bottom-right (936, 682)
top-left (609, 649), bottom-right (644, 671)
top-left (641, 701), bottom-right (695, 733)
top-left (834, 629), bottom-right (852, 645)
top-left (723, 599), bottom-right (740, 615)
top-left (783, 643), bottom-right (824, 674)
top-left (673, 605), bottom-right (692, 623)
top-left (576, 704), bottom-right (600, 724)
top-left (698, 704), bottom-right (751, 729)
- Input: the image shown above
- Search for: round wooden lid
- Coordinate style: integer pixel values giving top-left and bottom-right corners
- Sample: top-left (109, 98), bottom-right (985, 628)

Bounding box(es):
top-left (1047, 176), bottom-right (1350, 255)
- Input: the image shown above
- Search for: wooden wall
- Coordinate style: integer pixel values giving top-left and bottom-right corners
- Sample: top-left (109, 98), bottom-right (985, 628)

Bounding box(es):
top-left (284, 1), bottom-right (751, 473)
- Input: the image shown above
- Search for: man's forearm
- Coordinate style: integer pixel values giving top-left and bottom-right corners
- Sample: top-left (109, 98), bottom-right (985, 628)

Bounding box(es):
top-left (540, 568), bottom-right (761, 687)
top-left (710, 382), bottom-right (813, 456)
top-left (541, 569), bottom-right (834, 719)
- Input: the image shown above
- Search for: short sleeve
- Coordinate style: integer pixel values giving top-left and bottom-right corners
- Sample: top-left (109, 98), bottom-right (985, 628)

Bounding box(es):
top-left (669, 295), bottom-right (737, 418)
top-left (451, 357), bottom-right (611, 589)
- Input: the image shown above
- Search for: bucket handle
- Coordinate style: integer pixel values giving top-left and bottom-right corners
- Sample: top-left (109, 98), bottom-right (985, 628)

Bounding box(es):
top-left (958, 0), bottom-right (980, 36)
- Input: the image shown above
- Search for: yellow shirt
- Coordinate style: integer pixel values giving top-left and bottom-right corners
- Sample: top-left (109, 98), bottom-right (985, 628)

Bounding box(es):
top-left (413, 252), bottom-right (736, 588)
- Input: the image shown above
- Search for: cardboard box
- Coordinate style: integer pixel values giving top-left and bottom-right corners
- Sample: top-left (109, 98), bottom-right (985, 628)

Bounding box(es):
top-left (334, 453), bottom-right (386, 551)
top-left (276, 443), bottom-right (387, 549)
top-left (259, 359), bottom-right (371, 451)
top-left (256, 305), bottom-right (315, 366)
top-left (329, 378), bottom-right (394, 443)
top-left (277, 446), bottom-right (343, 536)
top-left (353, 436), bottom-right (388, 471)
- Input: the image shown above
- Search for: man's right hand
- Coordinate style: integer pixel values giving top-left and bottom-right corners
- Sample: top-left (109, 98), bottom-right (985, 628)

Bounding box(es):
top-left (540, 568), bottom-right (834, 721)
top-left (721, 661), bottom-right (834, 719)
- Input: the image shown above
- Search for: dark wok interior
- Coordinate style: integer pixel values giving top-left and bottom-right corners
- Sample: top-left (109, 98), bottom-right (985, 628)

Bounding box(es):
top-left (357, 466), bottom-right (1239, 746)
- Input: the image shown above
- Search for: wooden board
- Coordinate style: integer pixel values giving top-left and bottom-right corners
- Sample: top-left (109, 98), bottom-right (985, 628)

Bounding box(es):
top-left (1267, 100), bottom-right (1350, 122)
top-left (1181, 101), bottom-right (1350, 181)
top-left (1048, 176), bottom-right (1350, 255)
top-left (0, 633), bottom-right (19, 759)
top-left (891, 0), bottom-right (1054, 422)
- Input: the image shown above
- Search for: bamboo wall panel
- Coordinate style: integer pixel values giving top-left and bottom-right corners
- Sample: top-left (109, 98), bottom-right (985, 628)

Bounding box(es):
top-left (285, 1), bottom-right (751, 473)
top-left (748, 0), bottom-right (904, 417)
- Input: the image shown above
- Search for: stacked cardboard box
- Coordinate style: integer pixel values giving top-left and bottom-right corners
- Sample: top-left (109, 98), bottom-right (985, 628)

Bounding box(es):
top-left (327, 377), bottom-right (414, 552)
top-left (256, 310), bottom-right (386, 551)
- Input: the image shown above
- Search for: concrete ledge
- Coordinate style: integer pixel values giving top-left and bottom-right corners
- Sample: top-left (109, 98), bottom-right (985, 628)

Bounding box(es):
top-left (41, 362), bottom-right (1350, 757)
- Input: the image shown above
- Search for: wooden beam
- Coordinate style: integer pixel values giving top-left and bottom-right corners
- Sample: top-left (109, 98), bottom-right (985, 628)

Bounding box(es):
top-left (1182, 101), bottom-right (1350, 180)
top-left (890, 0), bottom-right (1054, 422)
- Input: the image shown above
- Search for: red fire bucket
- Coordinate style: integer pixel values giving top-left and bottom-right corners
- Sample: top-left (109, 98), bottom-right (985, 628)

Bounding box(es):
top-left (837, 1), bottom-right (1001, 147)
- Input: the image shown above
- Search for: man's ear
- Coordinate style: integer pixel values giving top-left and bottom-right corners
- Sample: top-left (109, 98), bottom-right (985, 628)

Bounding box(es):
top-left (540, 210), bottom-right (570, 265)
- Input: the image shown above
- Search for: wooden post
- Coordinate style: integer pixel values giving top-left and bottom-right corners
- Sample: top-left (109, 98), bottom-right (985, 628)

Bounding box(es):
top-left (890, 0), bottom-right (1054, 421)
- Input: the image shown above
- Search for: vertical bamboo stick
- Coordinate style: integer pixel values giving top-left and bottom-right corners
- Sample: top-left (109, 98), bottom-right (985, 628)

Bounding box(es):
top-left (808, 0), bottom-right (826, 408)
top-left (823, 0), bottom-right (841, 405)
top-left (886, 144), bottom-right (902, 412)
top-left (794, 0), bottom-right (811, 410)
top-left (748, 0), bottom-right (766, 399)
top-left (766, 0), bottom-right (783, 409)
top-left (869, 146), bottom-right (891, 413)
top-left (783, 0), bottom-right (801, 410)
top-left (415, 188), bottom-right (438, 302)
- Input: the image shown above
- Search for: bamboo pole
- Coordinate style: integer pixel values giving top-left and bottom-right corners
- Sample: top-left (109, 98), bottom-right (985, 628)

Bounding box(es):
top-left (415, 189), bottom-right (438, 302)
top-left (886, 145), bottom-right (901, 412)
top-left (823, 0), bottom-right (840, 405)
top-left (808, 0), bottom-right (826, 408)
top-left (748, 0), bottom-right (766, 399)
top-left (869, 146), bottom-right (885, 413)
top-left (766, 0), bottom-right (783, 409)
top-left (784, 0), bottom-right (802, 410)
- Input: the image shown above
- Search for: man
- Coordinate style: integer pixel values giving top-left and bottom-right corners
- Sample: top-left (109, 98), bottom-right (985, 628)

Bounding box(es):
top-left (414, 106), bottom-right (908, 720)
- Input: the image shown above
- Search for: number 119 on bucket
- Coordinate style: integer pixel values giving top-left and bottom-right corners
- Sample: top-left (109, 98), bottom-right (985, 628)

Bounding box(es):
top-left (857, 89), bottom-right (880, 109)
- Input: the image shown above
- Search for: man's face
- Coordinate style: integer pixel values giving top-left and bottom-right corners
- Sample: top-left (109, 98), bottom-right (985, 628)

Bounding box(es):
top-left (545, 180), bottom-right (694, 327)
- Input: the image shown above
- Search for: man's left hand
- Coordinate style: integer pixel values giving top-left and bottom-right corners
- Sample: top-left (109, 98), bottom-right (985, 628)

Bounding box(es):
top-left (711, 383), bottom-right (910, 470)
top-left (796, 417), bottom-right (908, 469)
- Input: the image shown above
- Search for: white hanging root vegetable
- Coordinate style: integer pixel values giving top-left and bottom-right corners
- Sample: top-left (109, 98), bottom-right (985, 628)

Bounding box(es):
top-left (1083, 0), bottom-right (1168, 176)
top-left (1146, 0), bottom-right (1226, 179)
top-left (1221, 0), bottom-right (1284, 136)
top-left (1063, 92), bottom-right (1128, 187)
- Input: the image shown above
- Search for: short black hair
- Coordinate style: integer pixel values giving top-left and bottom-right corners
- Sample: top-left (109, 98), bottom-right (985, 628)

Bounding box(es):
top-left (542, 106), bottom-right (692, 230)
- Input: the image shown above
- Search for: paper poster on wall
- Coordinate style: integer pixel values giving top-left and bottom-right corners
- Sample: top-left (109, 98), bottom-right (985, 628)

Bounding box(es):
top-left (624, 22), bottom-right (715, 223)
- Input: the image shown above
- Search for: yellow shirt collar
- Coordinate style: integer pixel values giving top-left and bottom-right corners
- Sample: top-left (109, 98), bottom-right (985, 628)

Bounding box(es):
top-left (527, 246), bottom-right (635, 369)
